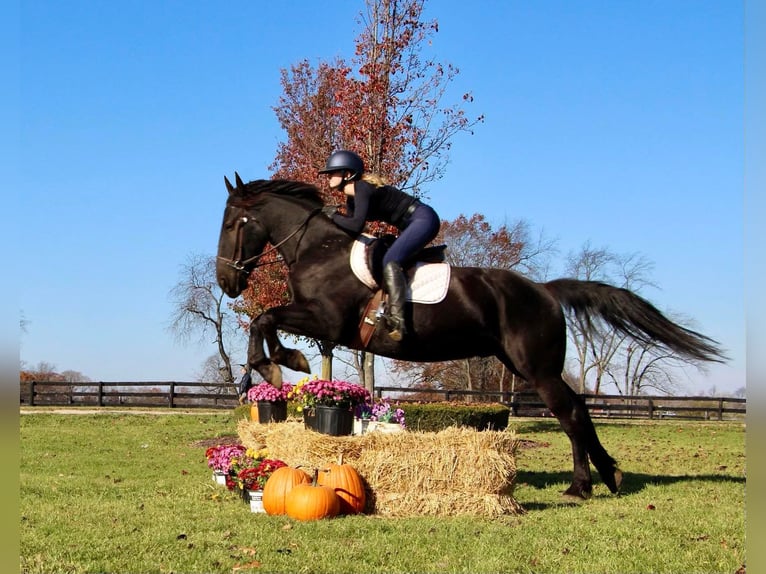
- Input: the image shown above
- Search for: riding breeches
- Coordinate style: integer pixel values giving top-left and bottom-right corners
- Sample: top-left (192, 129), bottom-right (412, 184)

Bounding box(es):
top-left (382, 204), bottom-right (441, 267)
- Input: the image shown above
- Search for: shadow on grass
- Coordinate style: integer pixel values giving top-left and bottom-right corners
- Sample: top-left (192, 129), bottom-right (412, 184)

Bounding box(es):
top-left (515, 468), bottom-right (745, 508)
top-left (519, 500), bottom-right (584, 511)
top-left (507, 420), bottom-right (561, 434)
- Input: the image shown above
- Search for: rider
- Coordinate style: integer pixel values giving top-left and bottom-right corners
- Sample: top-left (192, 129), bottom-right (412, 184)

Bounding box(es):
top-left (318, 150), bottom-right (440, 341)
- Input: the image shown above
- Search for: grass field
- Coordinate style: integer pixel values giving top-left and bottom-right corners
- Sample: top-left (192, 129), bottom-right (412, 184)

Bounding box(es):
top-left (19, 410), bottom-right (745, 573)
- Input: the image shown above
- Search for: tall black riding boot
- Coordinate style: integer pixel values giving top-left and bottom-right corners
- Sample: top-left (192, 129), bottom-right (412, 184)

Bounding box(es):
top-left (382, 261), bottom-right (408, 341)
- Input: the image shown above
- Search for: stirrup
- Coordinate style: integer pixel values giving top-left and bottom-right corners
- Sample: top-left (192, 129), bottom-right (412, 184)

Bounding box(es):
top-left (384, 313), bottom-right (405, 341)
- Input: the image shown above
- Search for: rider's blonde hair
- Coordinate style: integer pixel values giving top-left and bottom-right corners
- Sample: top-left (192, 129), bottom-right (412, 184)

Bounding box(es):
top-left (362, 173), bottom-right (389, 187)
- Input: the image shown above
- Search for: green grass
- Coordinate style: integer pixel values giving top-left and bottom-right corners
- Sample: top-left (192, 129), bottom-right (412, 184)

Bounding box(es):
top-left (20, 410), bottom-right (745, 573)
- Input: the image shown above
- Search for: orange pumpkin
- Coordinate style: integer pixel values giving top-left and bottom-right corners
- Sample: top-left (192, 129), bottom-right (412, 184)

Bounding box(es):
top-left (262, 466), bottom-right (311, 515)
top-left (317, 454), bottom-right (366, 514)
top-left (285, 470), bottom-right (341, 521)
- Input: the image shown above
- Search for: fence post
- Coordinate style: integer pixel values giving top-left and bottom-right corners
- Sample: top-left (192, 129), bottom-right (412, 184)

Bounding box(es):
top-left (169, 382), bottom-right (175, 408)
top-left (98, 382), bottom-right (104, 406)
top-left (718, 398), bottom-right (723, 421)
top-left (648, 399), bottom-right (654, 420)
top-left (29, 381), bottom-right (35, 406)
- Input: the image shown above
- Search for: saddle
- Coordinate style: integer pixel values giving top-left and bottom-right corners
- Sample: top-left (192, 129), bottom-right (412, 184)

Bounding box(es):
top-left (351, 234), bottom-right (448, 288)
top-left (350, 234), bottom-right (451, 348)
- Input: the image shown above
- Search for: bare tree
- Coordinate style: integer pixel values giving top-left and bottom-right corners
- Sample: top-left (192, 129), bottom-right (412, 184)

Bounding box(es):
top-left (167, 253), bottom-right (244, 389)
top-left (29, 361), bottom-right (60, 380)
top-left (605, 341), bottom-right (682, 396)
top-left (60, 370), bottom-right (90, 383)
top-left (562, 242), bottom-right (707, 395)
top-left (194, 353), bottom-right (245, 400)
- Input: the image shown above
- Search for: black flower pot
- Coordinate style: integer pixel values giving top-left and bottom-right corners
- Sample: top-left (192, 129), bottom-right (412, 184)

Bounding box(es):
top-left (256, 400), bottom-right (287, 423)
top-left (303, 408), bottom-right (318, 431)
top-left (315, 405), bottom-right (353, 436)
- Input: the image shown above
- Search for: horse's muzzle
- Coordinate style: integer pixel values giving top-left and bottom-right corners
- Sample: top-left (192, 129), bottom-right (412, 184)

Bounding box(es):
top-left (216, 258), bottom-right (248, 297)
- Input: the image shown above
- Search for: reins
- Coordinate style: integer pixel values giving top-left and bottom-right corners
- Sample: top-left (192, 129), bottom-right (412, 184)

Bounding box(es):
top-left (218, 207), bottom-right (322, 273)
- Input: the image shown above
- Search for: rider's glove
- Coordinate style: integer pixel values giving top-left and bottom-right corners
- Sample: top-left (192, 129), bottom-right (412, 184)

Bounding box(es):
top-left (321, 205), bottom-right (338, 218)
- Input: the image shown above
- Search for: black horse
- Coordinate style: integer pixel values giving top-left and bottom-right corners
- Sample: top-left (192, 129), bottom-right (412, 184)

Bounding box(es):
top-left (216, 175), bottom-right (725, 499)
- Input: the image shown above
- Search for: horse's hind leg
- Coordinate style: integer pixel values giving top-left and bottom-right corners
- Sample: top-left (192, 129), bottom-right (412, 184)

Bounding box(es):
top-left (535, 377), bottom-right (621, 497)
top-left (531, 376), bottom-right (597, 498)
top-left (500, 294), bottom-right (621, 497)
top-left (508, 343), bottom-right (621, 497)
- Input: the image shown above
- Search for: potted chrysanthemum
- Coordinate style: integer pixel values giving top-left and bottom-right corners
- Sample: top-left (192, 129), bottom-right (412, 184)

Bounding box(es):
top-left (291, 379), bottom-right (370, 436)
top-left (247, 382), bottom-right (293, 423)
top-left (356, 398), bottom-right (406, 434)
top-left (205, 443), bottom-right (247, 485)
top-left (236, 457), bottom-right (287, 513)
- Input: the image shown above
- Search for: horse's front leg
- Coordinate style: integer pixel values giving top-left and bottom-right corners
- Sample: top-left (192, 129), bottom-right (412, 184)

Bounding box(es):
top-left (255, 303), bottom-right (319, 377)
top-left (247, 316), bottom-right (288, 388)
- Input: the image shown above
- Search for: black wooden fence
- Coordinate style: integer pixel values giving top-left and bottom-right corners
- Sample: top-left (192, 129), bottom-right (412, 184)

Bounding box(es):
top-left (20, 381), bottom-right (239, 409)
top-left (373, 386), bottom-right (746, 422)
top-left (20, 380), bottom-right (746, 421)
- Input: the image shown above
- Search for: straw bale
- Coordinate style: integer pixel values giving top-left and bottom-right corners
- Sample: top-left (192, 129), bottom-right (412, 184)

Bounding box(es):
top-left (236, 420), bottom-right (522, 517)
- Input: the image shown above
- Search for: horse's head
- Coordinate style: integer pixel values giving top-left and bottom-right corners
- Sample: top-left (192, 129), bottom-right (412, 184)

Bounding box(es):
top-left (216, 173), bottom-right (270, 297)
top-left (216, 174), bottom-right (327, 298)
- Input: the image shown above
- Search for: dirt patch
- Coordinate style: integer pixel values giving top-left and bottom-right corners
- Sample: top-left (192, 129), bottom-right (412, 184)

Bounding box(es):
top-left (191, 435), bottom-right (241, 448)
top-left (516, 439), bottom-right (550, 449)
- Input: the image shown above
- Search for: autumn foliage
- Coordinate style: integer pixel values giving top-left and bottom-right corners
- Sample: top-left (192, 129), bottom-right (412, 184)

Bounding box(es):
top-left (240, 0), bottom-right (481, 325)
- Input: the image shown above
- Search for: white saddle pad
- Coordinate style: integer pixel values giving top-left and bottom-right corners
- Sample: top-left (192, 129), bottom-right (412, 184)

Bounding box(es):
top-left (349, 236), bottom-right (451, 304)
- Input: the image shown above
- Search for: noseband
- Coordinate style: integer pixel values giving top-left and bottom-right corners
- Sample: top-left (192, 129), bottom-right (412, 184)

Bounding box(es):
top-left (217, 207), bottom-right (321, 274)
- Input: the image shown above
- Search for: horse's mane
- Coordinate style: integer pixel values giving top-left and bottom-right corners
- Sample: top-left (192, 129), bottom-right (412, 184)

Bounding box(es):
top-left (230, 179), bottom-right (325, 209)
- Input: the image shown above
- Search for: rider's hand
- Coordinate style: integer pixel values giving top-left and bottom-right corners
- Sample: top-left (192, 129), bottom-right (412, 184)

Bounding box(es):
top-left (321, 205), bottom-right (338, 218)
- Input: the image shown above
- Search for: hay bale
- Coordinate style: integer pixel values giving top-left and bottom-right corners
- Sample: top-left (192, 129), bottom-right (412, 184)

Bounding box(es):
top-left (236, 420), bottom-right (522, 517)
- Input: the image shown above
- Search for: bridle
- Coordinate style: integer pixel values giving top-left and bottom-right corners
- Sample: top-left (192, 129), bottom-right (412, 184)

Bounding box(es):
top-left (217, 207), bottom-right (321, 274)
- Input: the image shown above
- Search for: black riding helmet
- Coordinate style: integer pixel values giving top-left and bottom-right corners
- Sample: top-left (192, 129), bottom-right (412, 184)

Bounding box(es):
top-left (318, 150), bottom-right (364, 183)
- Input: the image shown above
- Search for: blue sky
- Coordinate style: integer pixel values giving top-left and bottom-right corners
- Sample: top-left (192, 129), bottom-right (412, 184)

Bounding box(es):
top-left (9, 1), bottom-right (745, 394)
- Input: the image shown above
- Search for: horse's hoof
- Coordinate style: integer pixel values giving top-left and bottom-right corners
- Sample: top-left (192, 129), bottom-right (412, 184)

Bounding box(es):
top-left (613, 468), bottom-right (623, 493)
top-left (563, 484), bottom-right (592, 500)
top-left (287, 349), bottom-right (311, 373)
top-left (600, 467), bottom-right (623, 494)
top-left (267, 364), bottom-right (283, 388)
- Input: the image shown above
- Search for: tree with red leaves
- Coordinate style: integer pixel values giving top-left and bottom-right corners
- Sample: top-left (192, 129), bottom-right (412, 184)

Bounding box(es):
top-left (240, 0), bottom-right (482, 388)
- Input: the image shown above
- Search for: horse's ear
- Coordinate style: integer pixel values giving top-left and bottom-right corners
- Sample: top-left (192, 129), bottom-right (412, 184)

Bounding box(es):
top-left (224, 175), bottom-right (235, 195)
top-left (235, 172), bottom-right (245, 189)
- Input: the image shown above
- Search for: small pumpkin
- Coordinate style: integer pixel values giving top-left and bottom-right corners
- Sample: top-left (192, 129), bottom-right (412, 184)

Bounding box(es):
top-left (285, 469), bottom-right (341, 521)
top-left (262, 466), bottom-right (311, 515)
top-left (317, 454), bottom-right (366, 514)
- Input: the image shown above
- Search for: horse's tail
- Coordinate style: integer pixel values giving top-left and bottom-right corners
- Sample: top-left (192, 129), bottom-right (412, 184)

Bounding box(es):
top-left (544, 278), bottom-right (727, 363)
